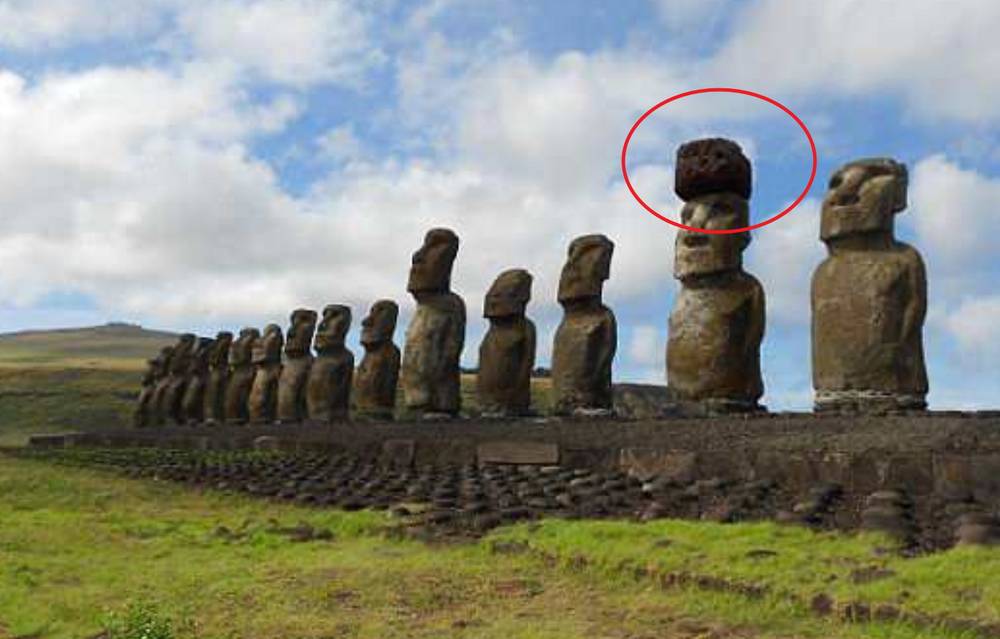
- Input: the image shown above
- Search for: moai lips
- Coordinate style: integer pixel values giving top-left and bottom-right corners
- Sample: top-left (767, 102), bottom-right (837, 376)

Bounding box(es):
top-left (478, 269), bottom-right (536, 417)
top-left (307, 304), bottom-right (354, 422)
top-left (277, 309), bottom-right (318, 424)
top-left (354, 300), bottom-right (400, 420)
top-left (224, 327), bottom-right (259, 424)
top-left (248, 324), bottom-right (283, 424)
top-left (203, 331), bottom-right (232, 425)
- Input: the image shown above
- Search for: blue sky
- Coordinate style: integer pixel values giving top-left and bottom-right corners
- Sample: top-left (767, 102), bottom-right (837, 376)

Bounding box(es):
top-left (0, 0), bottom-right (998, 409)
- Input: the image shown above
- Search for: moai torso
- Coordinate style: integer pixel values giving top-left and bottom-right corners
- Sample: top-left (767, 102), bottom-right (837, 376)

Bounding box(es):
top-left (551, 235), bottom-right (616, 416)
top-left (181, 337), bottom-right (213, 424)
top-left (150, 347), bottom-right (175, 426)
top-left (478, 269), bottom-right (536, 416)
top-left (134, 349), bottom-right (168, 428)
top-left (811, 158), bottom-right (927, 412)
top-left (401, 228), bottom-right (466, 416)
top-left (277, 309), bottom-right (317, 424)
top-left (203, 332), bottom-right (232, 425)
top-left (307, 305), bottom-right (354, 422)
top-left (163, 334), bottom-right (196, 425)
top-left (224, 328), bottom-right (259, 424)
top-left (354, 300), bottom-right (400, 420)
top-left (248, 324), bottom-right (283, 424)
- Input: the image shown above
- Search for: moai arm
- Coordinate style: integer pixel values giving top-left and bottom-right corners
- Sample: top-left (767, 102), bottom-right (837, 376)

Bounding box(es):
top-left (520, 319), bottom-right (537, 394)
top-left (599, 310), bottom-right (618, 380)
top-left (902, 248), bottom-right (927, 347)
top-left (747, 279), bottom-right (766, 358)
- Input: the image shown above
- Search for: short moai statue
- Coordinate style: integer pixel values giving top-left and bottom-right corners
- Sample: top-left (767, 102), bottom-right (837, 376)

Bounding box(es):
top-left (401, 228), bottom-right (466, 417)
top-left (307, 304), bottom-right (354, 422)
top-left (277, 309), bottom-right (318, 424)
top-left (477, 269), bottom-right (536, 417)
top-left (181, 337), bottom-right (213, 424)
top-left (224, 328), bottom-right (259, 424)
top-left (666, 138), bottom-right (765, 414)
top-left (811, 158), bottom-right (927, 413)
top-left (248, 324), bottom-right (284, 424)
top-left (134, 347), bottom-right (169, 428)
top-left (202, 331), bottom-right (233, 425)
top-left (163, 334), bottom-right (196, 426)
top-left (551, 235), bottom-right (617, 416)
top-left (149, 346), bottom-right (175, 426)
top-left (353, 300), bottom-right (400, 420)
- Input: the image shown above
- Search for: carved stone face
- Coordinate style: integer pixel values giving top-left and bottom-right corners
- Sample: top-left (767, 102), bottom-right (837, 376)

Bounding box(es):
top-left (407, 228), bottom-right (459, 295)
top-left (485, 268), bottom-right (532, 318)
top-left (558, 234), bottom-right (613, 304)
top-left (188, 337), bottom-right (214, 374)
top-left (674, 193), bottom-right (750, 281)
top-left (361, 300), bottom-right (397, 346)
top-left (209, 332), bottom-right (232, 368)
top-left (284, 308), bottom-right (318, 357)
top-left (252, 324), bottom-right (283, 364)
top-left (315, 304), bottom-right (352, 353)
top-left (821, 158), bottom-right (907, 242)
top-left (229, 328), bottom-right (259, 367)
top-left (169, 334), bottom-right (196, 374)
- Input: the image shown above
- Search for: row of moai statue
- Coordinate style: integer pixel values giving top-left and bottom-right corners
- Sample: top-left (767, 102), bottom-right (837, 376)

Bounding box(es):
top-left (135, 137), bottom-right (928, 424)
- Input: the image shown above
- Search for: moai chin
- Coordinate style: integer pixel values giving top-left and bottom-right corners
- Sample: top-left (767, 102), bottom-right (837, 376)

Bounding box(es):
top-left (401, 228), bottom-right (466, 418)
top-left (551, 234), bottom-right (617, 416)
top-left (134, 347), bottom-right (169, 428)
top-left (181, 337), bottom-right (213, 425)
top-left (353, 300), bottom-right (400, 420)
top-left (811, 158), bottom-right (927, 413)
top-left (149, 346), bottom-right (175, 426)
top-left (248, 324), bottom-right (283, 424)
top-left (277, 309), bottom-right (318, 424)
top-left (477, 269), bottom-right (536, 417)
top-left (163, 334), bottom-right (196, 426)
top-left (307, 304), bottom-right (354, 422)
top-left (202, 331), bottom-right (232, 425)
top-left (666, 138), bottom-right (765, 414)
top-left (224, 328), bottom-right (259, 425)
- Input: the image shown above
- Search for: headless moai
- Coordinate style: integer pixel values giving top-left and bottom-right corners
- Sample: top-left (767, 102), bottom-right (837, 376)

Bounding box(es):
top-left (551, 234), bottom-right (617, 416)
top-left (277, 309), bottom-right (318, 424)
top-left (812, 158), bottom-right (927, 413)
top-left (134, 347), bottom-right (169, 428)
top-left (224, 328), bottom-right (259, 424)
top-left (181, 337), bottom-right (213, 424)
top-left (248, 324), bottom-right (284, 424)
top-left (401, 228), bottom-right (466, 417)
top-left (162, 334), bottom-right (196, 426)
top-left (202, 331), bottom-right (232, 425)
top-left (353, 300), bottom-right (400, 420)
top-left (477, 269), bottom-right (536, 416)
top-left (666, 138), bottom-right (765, 414)
top-left (307, 304), bottom-right (354, 422)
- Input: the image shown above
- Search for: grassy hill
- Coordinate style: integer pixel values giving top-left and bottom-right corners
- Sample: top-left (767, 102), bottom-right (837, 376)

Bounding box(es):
top-left (0, 322), bottom-right (177, 369)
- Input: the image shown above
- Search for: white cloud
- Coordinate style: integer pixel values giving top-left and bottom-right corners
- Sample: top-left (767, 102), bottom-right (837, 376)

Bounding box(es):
top-left (943, 296), bottom-right (1000, 361)
top-left (628, 324), bottom-right (662, 367)
top-left (316, 124), bottom-right (363, 163)
top-left (0, 0), bottom-right (166, 49)
top-left (652, 0), bottom-right (732, 31)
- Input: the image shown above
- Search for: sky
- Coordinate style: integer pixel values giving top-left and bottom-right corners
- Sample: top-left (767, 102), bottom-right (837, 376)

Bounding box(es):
top-left (0, 0), bottom-right (998, 410)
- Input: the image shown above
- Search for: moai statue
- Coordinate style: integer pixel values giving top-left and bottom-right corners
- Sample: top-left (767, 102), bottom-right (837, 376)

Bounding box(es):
top-left (202, 331), bottom-right (233, 425)
top-left (401, 228), bottom-right (466, 417)
top-left (224, 328), bottom-right (259, 424)
top-left (162, 333), bottom-right (196, 426)
top-left (307, 304), bottom-right (354, 422)
top-left (181, 337), bottom-right (213, 424)
top-left (134, 348), bottom-right (169, 428)
top-left (149, 346), bottom-right (175, 426)
top-left (666, 138), bottom-right (765, 414)
top-left (353, 300), bottom-right (400, 420)
top-left (812, 158), bottom-right (927, 413)
top-left (277, 309), bottom-right (318, 424)
top-left (248, 324), bottom-right (284, 424)
top-left (551, 235), bottom-right (617, 416)
top-left (477, 269), bottom-right (536, 416)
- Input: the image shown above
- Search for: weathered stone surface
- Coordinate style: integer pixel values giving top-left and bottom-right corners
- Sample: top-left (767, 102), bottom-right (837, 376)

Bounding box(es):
top-left (354, 300), bottom-right (399, 420)
top-left (162, 334), bottom-right (196, 426)
top-left (812, 158), bottom-right (927, 413)
top-left (307, 304), bottom-right (354, 423)
top-left (134, 346), bottom-right (170, 428)
top-left (181, 337), bottom-right (213, 424)
top-left (402, 228), bottom-right (466, 416)
top-left (149, 346), bottom-right (175, 426)
top-left (223, 328), bottom-right (259, 425)
top-left (667, 139), bottom-right (764, 413)
top-left (477, 441), bottom-right (558, 465)
top-left (675, 137), bottom-right (752, 201)
top-left (277, 309), bottom-right (317, 424)
top-left (202, 331), bottom-right (232, 425)
top-left (248, 324), bottom-right (283, 424)
top-left (552, 234), bottom-right (616, 415)
top-left (477, 269), bottom-right (536, 416)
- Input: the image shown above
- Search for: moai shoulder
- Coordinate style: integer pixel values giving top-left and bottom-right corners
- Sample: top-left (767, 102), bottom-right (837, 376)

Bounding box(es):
top-left (354, 300), bottom-right (400, 420)
top-left (277, 308), bottom-right (318, 424)
top-left (478, 269), bottom-right (536, 417)
top-left (307, 304), bottom-right (354, 422)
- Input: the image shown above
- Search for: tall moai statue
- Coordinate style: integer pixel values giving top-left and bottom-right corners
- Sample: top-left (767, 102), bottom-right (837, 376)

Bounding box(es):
top-left (134, 347), bottom-right (169, 428)
top-left (277, 309), bottom-right (318, 424)
top-left (224, 328), bottom-right (259, 424)
top-left (181, 337), bottom-right (213, 424)
top-left (149, 346), bottom-right (175, 426)
top-left (248, 324), bottom-right (284, 424)
top-left (163, 333), bottom-right (196, 425)
top-left (551, 234), bottom-right (617, 416)
top-left (307, 304), bottom-right (354, 422)
top-left (202, 331), bottom-right (233, 425)
top-left (666, 138), bottom-right (765, 414)
top-left (353, 300), bottom-right (400, 420)
top-left (812, 158), bottom-right (927, 413)
top-left (401, 228), bottom-right (466, 417)
top-left (477, 269), bottom-right (536, 416)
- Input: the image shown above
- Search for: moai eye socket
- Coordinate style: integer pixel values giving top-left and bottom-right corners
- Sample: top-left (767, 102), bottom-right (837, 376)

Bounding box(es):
top-left (829, 174), bottom-right (843, 189)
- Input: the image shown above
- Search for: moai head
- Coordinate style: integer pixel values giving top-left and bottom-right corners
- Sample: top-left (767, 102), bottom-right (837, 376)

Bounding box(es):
top-left (252, 324), bottom-right (283, 365)
top-left (315, 304), bottom-right (352, 354)
top-left (361, 300), bottom-right (397, 347)
top-left (821, 158), bottom-right (907, 243)
top-left (169, 334), bottom-right (196, 375)
top-left (208, 331), bottom-right (233, 369)
top-left (485, 268), bottom-right (532, 319)
top-left (407, 228), bottom-right (459, 298)
top-left (229, 328), bottom-right (259, 367)
top-left (188, 337), bottom-right (214, 374)
top-left (558, 235), bottom-right (614, 306)
top-left (284, 308), bottom-right (318, 357)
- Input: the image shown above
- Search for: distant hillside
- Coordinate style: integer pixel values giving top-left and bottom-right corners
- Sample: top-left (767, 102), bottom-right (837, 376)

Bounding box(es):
top-left (0, 323), bottom-right (178, 369)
